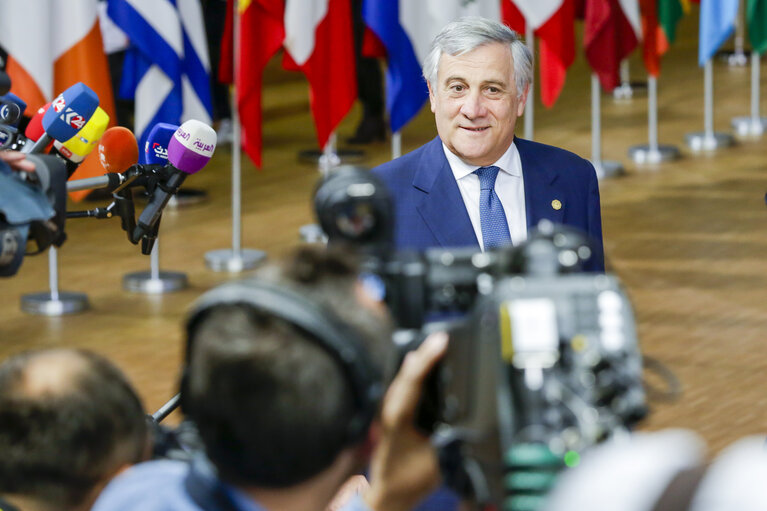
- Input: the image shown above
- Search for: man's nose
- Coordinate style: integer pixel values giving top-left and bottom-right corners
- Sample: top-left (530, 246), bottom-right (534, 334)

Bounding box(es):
top-left (459, 90), bottom-right (486, 119)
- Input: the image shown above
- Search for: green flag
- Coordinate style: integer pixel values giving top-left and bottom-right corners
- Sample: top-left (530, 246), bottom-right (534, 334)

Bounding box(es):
top-left (658, 0), bottom-right (685, 43)
top-left (748, 0), bottom-right (767, 53)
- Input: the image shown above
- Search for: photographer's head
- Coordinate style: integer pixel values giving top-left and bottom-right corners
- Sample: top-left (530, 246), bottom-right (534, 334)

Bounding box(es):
top-left (183, 246), bottom-right (394, 493)
top-left (0, 348), bottom-right (148, 511)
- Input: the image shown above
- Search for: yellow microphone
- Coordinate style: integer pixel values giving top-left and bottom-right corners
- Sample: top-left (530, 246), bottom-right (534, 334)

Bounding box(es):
top-left (53, 106), bottom-right (110, 164)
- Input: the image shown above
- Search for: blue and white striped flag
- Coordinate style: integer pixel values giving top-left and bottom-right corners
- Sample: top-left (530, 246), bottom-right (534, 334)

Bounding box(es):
top-left (106, 0), bottom-right (212, 149)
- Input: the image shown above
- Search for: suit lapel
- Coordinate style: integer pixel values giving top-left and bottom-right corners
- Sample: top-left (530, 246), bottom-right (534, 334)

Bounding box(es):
top-left (413, 138), bottom-right (479, 248)
top-left (516, 137), bottom-right (565, 230)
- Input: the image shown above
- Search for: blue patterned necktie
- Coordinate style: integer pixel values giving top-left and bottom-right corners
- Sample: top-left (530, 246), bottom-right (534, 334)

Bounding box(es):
top-left (474, 165), bottom-right (511, 250)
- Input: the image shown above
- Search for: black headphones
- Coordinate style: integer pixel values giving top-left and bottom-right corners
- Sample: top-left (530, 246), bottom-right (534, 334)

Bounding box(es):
top-left (181, 279), bottom-right (384, 445)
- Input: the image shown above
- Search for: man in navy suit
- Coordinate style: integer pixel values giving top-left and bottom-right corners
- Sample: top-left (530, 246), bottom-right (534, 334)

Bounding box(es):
top-left (372, 17), bottom-right (604, 272)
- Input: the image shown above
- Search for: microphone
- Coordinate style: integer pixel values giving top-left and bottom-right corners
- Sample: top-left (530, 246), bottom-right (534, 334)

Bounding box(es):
top-left (0, 93), bottom-right (27, 127)
top-left (142, 122), bottom-right (177, 165)
top-left (53, 107), bottom-right (110, 177)
top-left (24, 82), bottom-right (100, 154)
top-left (24, 102), bottom-right (52, 151)
top-left (67, 126), bottom-right (139, 192)
top-left (0, 70), bottom-right (10, 96)
top-left (133, 120), bottom-right (217, 239)
top-left (0, 125), bottom-right (15, 149)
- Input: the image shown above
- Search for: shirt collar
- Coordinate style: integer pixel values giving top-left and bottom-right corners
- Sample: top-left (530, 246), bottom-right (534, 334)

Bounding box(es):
top-left (442, 138), bottom-right (522, 181)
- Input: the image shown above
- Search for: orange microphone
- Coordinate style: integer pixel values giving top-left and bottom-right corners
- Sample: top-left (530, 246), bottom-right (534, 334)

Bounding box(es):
top-left (67, 127), bottom-right (140, 192)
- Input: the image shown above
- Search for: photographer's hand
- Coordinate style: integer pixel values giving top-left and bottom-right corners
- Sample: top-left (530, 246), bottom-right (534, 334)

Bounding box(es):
top-left (0, 150), bottom-right (35, 172)
top-left (364, 332), bottom-right (448, 511)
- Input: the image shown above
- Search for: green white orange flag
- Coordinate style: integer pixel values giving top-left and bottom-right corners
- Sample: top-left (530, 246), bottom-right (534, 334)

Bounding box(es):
top-left (747, 0), bottom-right (767, 54)
top-left (640, 0), bottom-right (691, 76)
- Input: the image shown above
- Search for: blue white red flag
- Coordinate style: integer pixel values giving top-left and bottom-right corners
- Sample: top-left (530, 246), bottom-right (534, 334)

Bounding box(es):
top-left (362, 0), bottom-right (500, 134)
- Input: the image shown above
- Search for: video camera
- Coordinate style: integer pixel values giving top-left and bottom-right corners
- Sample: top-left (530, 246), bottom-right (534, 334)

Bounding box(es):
top-left (314, 166), bottom-right (647, 510)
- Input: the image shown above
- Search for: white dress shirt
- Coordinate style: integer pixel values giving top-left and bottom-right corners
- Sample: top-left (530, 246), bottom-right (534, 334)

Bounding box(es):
top-left (442, 140), bottom-right (528, 251)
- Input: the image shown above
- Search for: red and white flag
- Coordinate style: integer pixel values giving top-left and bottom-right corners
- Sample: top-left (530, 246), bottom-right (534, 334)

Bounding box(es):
top-left (502, 0), bottom-right (576, 108)
top-left (283, 0), bottom-right (356, 150)
top-left (220, 0), bottom-right (284, 168)
top-left (0, 0), bottom-right (117, 200)
top-left (584, 0), bottom-right (642, 91)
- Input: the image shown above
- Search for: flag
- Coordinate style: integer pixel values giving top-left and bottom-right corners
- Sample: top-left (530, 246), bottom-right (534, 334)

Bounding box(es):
top-left (363, 0), bottom-right (501, 134)
top-left (698, 0), bottom-right (740, 65)
top-left (640, 0), bottom-right (689, 76)
top-left (584, 0), bottom-right (642, 91)
top-left (502, 0), bottom-right (576, 108)
top-left (0, 0), bottom-right (117, 201)
top-left (283, 0), bottom-right (357, 150)
top-left (220, 0), bottom-right (284, 168)
top-left (747, 0), bottom-right (767, 54)
top-left (106, 0), bottom-right (213, 153)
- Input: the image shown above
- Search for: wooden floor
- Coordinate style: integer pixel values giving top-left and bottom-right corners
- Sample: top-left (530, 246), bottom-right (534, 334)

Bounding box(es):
top-left (3, 12), bottom-right (767, 455)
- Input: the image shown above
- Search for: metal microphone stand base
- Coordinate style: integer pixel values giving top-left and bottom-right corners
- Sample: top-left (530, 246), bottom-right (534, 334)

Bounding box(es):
top-left (592, 160), bottom-right (625, 180)
top-left (204, 249), bottom-right (266, 273)
top-left (628, 144), bottom-right (681, 164)
top-left (20, 292), bottom-right (90, 316)
top-left (122, 271), bottom-right (188, 293)
top-left (731, 116), bottom-right (767, 137)
top-left (684, 132), bottom-right (735, 151)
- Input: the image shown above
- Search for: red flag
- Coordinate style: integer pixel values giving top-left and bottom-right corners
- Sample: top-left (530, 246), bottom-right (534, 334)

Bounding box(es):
top-left (222, 0), bottom-right (285, 168)
top-left (283, 0), bottom-right (357, 150)
top-left (640, 0), bottom-right (664, 76)
top-left (502, 1), bottom-right (575, 108)
top-left (584, 0), bottom-right (640, 91)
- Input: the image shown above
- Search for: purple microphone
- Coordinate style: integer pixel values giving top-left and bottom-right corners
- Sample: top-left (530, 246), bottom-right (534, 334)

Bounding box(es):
top-left (134, 120), bottom-right (217, 238)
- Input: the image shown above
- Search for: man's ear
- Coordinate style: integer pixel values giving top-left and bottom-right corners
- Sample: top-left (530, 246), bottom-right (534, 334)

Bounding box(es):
top-left (427, 81), bottom-right (437, 113)
top-left (517, 83), bottom-right (530, 117)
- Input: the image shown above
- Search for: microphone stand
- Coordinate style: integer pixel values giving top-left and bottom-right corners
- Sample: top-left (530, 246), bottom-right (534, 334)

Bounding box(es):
top-left (20, 245), bottom-right (90, 316)
top-left (123, 215), bottom-right (188, 293)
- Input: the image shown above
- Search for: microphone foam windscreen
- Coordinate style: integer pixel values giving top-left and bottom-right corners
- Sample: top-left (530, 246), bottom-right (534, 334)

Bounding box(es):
top-left (142, 122), bottom-right (178, 165)
top-left (167, 120), bottom-right (217, 174)
top-left (25, 103), bottom-right (51, 142)
top-left (42, 82), bottom-right (100, 143)
top-left (55, 107), bottom-right (110, 163)
top-left (98, 126), bottom-right (139, 173)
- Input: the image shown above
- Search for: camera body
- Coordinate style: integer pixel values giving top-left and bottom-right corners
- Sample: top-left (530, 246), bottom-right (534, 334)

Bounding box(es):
top-left (314, 167), bottom-right (647, 507)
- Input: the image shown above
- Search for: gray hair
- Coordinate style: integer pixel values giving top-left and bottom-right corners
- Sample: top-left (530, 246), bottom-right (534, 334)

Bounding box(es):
top-left (422, 16), bottom-right (533, 99)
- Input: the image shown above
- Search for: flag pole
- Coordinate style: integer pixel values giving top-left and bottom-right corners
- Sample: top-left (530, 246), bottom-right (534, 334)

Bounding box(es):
top-left (205, 0), bottom-right (266, 272)
top-left (721, 0), bottom-right (748, 67)
top-left (731, 51), bottom-right (767, 136)
top-left (20, 247), bottom-right (89, 315)
top-left (628, 76), bottom-right (680, 164)
top-left (685, 59), bottom-right (734, 151)
top-left (391, 131), bottom-right (401, 160)
top-left (590, 74), bottom-right (623, 179)
top-left (524, 24), bottom-right (534, 140)
top-left (613, 60), bottom-right (633, 100)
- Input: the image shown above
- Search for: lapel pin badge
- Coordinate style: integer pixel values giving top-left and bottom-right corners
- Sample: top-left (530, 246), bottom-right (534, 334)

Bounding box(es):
top-left (551, 199), bottom-right (562, 211)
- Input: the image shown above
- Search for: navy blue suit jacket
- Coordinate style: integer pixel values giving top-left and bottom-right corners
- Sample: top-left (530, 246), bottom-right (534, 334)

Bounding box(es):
top-left (372, 136), bottom-right (605, 272)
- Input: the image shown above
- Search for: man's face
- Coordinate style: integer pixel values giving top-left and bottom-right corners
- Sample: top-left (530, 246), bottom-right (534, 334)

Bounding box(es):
top-left (428, 42), bottom-right (528, 167)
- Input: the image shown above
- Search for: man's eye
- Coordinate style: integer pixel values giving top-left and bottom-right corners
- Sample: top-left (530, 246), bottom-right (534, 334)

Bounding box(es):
top-left (450, 84), bottom-right (465, 92)
top-left (487, 87), bottom-right (500, 93)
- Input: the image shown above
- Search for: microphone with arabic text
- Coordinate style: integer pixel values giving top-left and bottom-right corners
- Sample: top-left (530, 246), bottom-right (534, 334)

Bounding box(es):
top-left (133, 120), bottom-right (216, 239)
top-left (142, 122), bottom-right (177, 165)
top-left (23, 83), bottom-right (99, 154)
top-left (52, 107), bottom-right (110, 177)
top-left (66, 126), bottom-right (139, 192)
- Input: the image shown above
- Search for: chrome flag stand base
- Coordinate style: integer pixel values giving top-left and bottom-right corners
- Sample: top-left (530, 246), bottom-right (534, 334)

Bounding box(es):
top-left (592, 160), bottom-right (625, 179)
top-left (21, 292), bottom-right (89, 316)
top-left (684, 132), bottom-right (734, 152)
top-left (628, 144), bottom-right (680, 164)
top-left (205, 249), bottom-right (266, 273)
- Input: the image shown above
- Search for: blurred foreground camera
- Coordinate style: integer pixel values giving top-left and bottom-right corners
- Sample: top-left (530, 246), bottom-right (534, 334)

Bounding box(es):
top-left (0, 155), bottom-right (67, 276)
top-left (314, 167), bottom-right (647, 509)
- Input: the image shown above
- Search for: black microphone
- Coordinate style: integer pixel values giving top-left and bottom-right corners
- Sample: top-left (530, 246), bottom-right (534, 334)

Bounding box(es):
top-left (0, 70), bottom-right (10, 96)
top-left (133, 120), bottom-right (217, 240)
